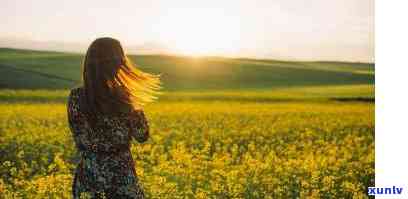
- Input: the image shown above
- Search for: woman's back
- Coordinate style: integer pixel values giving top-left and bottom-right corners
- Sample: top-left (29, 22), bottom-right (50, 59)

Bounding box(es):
top-left (68, 87), bottom-right (148, 198)
top-left (68, 37), bottom-right (159, 198)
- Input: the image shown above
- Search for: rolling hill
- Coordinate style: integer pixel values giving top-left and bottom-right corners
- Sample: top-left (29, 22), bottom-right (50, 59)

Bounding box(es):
top-left (0, 48), bottom-right (374, 91)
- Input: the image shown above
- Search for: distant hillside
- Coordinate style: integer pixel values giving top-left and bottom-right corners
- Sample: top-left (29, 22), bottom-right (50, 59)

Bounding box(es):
top-left (0, 48), bottom-right (374, 90)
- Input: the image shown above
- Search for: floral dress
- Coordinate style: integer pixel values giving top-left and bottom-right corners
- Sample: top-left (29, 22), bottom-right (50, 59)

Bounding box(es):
top-left (67, 87), bottom-right (149, 199)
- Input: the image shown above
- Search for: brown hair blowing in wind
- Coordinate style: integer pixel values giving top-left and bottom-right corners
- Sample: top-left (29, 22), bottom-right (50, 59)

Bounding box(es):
top-left (82, 37), bottom-right (160, 122)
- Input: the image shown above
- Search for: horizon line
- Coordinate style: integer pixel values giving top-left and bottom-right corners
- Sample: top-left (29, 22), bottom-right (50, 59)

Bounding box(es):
top-left (0, 47), bottom-right (375, 65)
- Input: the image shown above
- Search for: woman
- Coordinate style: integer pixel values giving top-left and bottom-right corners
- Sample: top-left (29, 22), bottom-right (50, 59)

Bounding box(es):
top-left (67, 37), bottom-right (160, 198)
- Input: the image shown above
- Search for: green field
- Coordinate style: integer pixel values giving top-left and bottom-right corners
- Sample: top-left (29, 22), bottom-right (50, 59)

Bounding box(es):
top-left (0, 48), bottom-right (374, 198)
top-left (0, 48), bottom-right (374, 91)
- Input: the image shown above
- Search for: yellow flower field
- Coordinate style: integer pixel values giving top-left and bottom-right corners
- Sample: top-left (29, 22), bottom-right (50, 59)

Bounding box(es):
top-left (0, 94), bottom-right (374, 198)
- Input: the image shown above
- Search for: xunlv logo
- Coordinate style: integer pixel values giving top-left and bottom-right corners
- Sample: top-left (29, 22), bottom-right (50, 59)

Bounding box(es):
top-left (368, 186), bottom-right (403, 195)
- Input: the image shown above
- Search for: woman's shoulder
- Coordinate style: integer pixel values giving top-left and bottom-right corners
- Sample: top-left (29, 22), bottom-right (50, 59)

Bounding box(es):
top-left (69, 86), bottom-right (84, 96)
top-left (68, 87), bottom-right (85, 104)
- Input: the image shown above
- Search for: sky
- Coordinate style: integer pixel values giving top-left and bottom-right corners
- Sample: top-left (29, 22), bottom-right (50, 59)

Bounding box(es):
top-left (0, 0), bottom-right (374, 62)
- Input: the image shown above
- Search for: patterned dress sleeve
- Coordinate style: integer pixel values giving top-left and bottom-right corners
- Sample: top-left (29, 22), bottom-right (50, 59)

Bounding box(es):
top-left (128, 110), bottom-right (149, 143)
top-left (67, 89), bottom-right (92, 151)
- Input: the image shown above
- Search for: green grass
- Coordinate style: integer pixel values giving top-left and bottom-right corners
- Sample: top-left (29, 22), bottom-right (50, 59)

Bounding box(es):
top-left (0, 48), bottom-right (374, 91)
top-left (0, 85), bottom-right (374, 104)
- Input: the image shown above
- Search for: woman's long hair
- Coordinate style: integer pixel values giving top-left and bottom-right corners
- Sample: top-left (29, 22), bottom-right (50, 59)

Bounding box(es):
top-left (81, 37), bottom-right (160, 125)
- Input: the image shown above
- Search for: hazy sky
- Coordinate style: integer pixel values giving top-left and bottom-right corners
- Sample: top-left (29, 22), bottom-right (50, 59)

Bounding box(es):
top-left (0, 0), bottom-right (374, 62)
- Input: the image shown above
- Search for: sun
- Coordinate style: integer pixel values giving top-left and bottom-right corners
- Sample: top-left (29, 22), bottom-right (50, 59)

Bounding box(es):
top-left (156, 8), bottom-right (241, 56)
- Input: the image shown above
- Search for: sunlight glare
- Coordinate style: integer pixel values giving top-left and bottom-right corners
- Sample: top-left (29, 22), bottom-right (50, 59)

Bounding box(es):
top-left (156, 8), bottom-right (241, 56)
